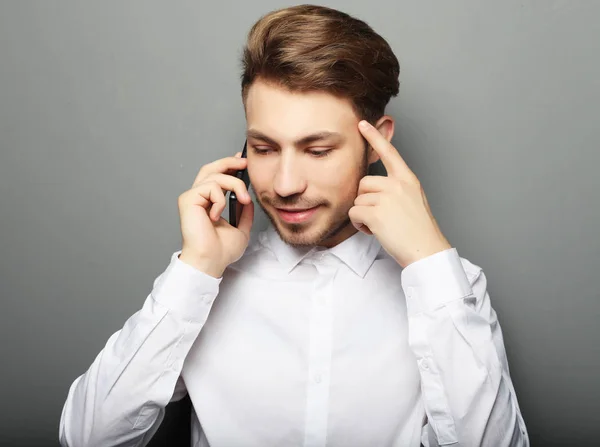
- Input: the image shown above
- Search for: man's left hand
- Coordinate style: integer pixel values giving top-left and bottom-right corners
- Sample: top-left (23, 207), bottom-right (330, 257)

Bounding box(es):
top-left (348, 120), bottom-right (452, 269)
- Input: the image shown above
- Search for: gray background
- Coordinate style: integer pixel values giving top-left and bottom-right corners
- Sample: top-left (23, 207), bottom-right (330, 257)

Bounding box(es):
top-left (1, 1), bottom-right (598, 446)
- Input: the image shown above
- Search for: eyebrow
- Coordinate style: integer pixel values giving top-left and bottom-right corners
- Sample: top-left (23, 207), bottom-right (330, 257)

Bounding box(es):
top-left (246, 129), bottom-right (344, 147)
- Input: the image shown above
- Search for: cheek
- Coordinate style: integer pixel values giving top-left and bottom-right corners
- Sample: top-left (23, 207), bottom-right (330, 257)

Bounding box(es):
top-left (247, 162), bottom-right (269, 192)
top-left (317, 163), bottom-right (361, 202)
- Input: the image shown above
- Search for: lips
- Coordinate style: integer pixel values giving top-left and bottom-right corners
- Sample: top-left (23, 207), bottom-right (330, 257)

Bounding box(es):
top-left (275, 206), bottom-right (320, 224)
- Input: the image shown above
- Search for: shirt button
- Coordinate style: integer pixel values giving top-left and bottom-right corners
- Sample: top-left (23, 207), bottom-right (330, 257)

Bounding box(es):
top-left (314, 373), bottom-right (322, 383)
top-left (420, 358), bottom-right (429, 371)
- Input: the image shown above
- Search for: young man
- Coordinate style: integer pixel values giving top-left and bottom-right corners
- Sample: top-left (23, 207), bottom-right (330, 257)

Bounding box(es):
top-left (60, 5), bottom-right (529, 447)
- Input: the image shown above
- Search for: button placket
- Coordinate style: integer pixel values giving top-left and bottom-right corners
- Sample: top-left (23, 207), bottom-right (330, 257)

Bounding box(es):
top-left (303, 262), bottom-right (336, 447)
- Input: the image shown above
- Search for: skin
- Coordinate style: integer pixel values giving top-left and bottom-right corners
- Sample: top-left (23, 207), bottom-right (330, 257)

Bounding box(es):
top-left (244, 79), bottom-right (392, 248)
top-left (350, 120), bottom-right (452, 268)
top-left (178, 78), bottom-right (451, 278)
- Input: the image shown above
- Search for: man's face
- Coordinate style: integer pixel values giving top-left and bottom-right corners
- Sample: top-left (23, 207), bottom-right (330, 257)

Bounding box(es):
top-left (245, 79), bottom-right (375, 248)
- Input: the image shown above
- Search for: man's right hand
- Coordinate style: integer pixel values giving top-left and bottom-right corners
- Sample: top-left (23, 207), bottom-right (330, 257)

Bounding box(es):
top-left (178, 151), bottom-right (254, 278)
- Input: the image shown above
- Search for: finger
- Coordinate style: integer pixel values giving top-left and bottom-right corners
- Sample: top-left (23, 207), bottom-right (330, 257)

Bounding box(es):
top-left (348, 205), bottom-right (374, 235)
top-left (348, 205), bottom-right (376, 234)
top-left (224, 153), bottom-right (244, 179)
top-left (219, 153), bottom-right (249, 180)
top-left (357, 175), bottom-right (388, 195)
top-left (358, 120), bottom-right (414, 179)
top-left (236, 199), bottom-right (255, 238)
top-left (354, 192), bottom-right (380, 207)
top-left (203, 173), bottom-right (252, 204)
top-left (181, 181), bottom-right (227, 218)
top-left (192, 156), bottom-right (247, 187)
top-left (207, 183), bottom-right (228, 221)
top-left (357, 225), bottom-right (373, 235)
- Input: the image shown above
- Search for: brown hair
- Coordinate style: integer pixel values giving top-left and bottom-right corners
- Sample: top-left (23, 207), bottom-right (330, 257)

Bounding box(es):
top-left (240, 4), bottom-right (400, 124)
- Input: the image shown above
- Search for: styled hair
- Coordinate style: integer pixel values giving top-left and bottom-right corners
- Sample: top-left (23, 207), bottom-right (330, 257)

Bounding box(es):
top-left (240, 4), bottom-right (400, 124)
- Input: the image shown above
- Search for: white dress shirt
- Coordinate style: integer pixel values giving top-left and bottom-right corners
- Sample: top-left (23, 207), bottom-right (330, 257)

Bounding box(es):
top-left (60, 223), bottom-right (529, 447)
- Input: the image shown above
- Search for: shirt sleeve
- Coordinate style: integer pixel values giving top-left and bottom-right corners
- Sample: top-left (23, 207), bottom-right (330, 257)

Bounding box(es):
top-left (59, 251), bottom-right (222, 447)
top-left (401, 248), bottom-right (530, 446)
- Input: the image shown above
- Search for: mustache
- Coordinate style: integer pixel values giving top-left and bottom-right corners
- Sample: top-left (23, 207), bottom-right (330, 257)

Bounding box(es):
top-left (260, 194), bottom-right (325, 209)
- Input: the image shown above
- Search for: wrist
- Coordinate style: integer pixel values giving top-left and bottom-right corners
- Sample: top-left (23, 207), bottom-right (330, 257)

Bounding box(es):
top-left (399, 242), bottom-right (453, 269)
top-left (178, 251), bottom-right (225, 278)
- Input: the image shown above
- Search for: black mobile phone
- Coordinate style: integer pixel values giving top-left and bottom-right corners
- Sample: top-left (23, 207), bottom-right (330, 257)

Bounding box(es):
top-left (228, 140), bottom-right (250, 227)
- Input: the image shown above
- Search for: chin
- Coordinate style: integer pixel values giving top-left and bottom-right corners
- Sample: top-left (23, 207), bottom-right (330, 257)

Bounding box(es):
top-left (277, 225), bottom-right (325, 247)
top-left (269, 210), bottom-right (352, 248)
top-left (257, 195), bottom-right (354, 247)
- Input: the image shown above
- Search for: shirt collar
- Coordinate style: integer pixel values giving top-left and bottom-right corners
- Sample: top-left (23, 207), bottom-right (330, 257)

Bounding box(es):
top-left (262, 223), bottom-right (382, 278)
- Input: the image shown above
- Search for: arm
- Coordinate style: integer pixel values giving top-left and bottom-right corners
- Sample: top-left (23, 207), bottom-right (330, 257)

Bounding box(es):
top-left (401, 248), bottom-right (529, 446)
top-left (350, 117), bottom-right (528, 445)
top-left (59, 252), bottom-right (221, 447)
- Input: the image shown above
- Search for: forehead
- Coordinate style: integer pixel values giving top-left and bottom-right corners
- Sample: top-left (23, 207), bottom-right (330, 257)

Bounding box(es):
top-left (245, 80), bottom-right (359, 136)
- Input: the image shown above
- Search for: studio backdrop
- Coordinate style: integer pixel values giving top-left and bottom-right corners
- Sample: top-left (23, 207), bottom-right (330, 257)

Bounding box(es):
top-left (0, 1), bottom-right (598, 446)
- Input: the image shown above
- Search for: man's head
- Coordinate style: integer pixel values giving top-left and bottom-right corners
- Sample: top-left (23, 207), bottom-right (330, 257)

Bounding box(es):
top-left (240, 5), bottom-right (400, 248)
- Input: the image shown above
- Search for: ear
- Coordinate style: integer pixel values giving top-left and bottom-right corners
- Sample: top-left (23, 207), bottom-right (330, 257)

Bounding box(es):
top-left (367, 115), bottom-right (395, 164)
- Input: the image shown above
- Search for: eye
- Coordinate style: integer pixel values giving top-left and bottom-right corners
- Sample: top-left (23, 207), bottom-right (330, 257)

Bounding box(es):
top-left (308, 149), bottom-right (332, 158)
top-left (252, 146), bottom-right (273, 155)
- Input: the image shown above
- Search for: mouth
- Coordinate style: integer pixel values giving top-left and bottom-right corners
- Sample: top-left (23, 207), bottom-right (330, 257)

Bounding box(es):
top-left (275, 205), bottom-right (320, 224)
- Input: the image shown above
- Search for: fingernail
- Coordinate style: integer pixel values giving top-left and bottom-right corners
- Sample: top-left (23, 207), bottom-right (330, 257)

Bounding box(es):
top-left (359, 120), bottom-right (370, 130)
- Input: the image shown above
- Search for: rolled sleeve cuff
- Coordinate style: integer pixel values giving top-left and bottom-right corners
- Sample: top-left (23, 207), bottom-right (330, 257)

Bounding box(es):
top-left (401, 248), bottom-right (473, 316)
top-left (152, 251), bottom-right (223, 321)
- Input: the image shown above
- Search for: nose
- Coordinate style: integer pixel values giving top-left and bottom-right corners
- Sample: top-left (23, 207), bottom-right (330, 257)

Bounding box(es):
top-left (272, 151), bottom-right (307, 198)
